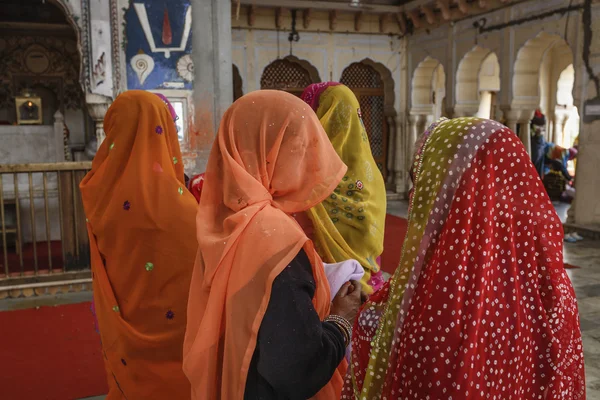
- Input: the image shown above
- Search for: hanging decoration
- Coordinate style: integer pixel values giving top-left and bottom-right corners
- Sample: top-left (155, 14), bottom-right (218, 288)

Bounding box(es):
top-left (288, 9), bottom-right (300, 56)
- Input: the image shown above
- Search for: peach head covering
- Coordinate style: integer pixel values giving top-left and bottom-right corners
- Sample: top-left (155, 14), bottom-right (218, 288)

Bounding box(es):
top-left (80, 90), bottom-right (198, 399)
top-left (183, 90), bottom-right (348, 399)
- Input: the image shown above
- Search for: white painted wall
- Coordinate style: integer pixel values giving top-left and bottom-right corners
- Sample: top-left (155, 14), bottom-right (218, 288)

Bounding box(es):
top-left (231, 29), bottom-right (401, 111)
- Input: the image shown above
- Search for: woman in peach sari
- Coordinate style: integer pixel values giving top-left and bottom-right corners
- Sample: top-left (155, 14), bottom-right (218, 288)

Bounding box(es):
top-left (80, 90), bottom-right (198, 399)
top-left (183, 90), bottom-right (362, 399)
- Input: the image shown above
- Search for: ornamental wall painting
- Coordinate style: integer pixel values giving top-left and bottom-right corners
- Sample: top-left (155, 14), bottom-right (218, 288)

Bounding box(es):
top-left (125, 0), bottom-right (193, 90)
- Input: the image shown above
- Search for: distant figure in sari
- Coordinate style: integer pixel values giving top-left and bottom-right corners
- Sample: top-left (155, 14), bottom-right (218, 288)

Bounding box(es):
top-left (530, 109), bottom-right (548, 178)
top-left (183, 90), bottom-right (363, 400)
top-left (530, 109), bottom-right (578, 182)
top-left (343, 117), bottom-right (585, 399)
top-left (299, 82), bottom-right (387, 294)
top-left (80, 91), bottom-right (198, 399)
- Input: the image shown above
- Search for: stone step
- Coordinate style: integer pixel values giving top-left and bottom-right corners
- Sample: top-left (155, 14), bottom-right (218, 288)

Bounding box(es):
top-left (563, 222), bottom-right (600, 240)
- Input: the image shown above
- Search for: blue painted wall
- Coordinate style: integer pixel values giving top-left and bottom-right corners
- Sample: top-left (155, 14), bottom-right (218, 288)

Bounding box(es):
top-left (125, 0), bottom-right (192, 90)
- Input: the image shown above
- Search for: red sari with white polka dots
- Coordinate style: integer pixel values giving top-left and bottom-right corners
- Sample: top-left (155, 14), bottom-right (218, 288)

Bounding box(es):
top-left (344, 119), bottom-right (585, 399)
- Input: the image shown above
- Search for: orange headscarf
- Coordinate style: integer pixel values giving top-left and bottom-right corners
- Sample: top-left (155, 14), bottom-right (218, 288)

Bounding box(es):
top-left (183, 90), bottom-right (348, 399)
top-left (80, 90), bottom-right (198, 399)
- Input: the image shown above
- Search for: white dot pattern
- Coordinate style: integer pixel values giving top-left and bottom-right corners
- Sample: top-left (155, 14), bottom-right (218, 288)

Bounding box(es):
top-left (342, 118), bottom-right (585, 399)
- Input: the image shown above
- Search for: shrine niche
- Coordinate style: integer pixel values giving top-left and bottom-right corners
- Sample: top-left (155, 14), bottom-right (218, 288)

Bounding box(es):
top-left (15, 94), bottom-right (42, 125)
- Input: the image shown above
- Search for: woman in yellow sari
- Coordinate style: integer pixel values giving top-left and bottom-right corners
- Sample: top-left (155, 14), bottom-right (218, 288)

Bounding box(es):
top-left (300, 83), bottom-right (387, 293)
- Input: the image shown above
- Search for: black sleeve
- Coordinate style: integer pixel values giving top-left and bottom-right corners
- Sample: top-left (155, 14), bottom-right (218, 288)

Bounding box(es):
top-left (255, 249), bottom-right (346, 399)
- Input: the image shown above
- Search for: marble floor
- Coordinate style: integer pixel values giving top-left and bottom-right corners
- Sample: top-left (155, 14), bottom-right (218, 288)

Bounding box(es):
top-left (565, 239), bottom-right (600, 398)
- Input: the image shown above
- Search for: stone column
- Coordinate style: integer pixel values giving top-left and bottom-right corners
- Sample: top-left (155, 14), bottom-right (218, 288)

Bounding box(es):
top-left (407, 114), bottom-right (420, 170)
top-left (570, 1), bottom-right (600, 225)
top-left (393, 114), bottom-right (407, 195)
top-left (553, 109), bottom-right (569, 146)
top-left (424, 114), bottom-right (434, 130)
top-left (386, 115), bottom-right (396, 187)
top-left (502, 107), bottom-right (519, 133)
top-left (517, 110), bottom-right (534, 156)
top-left (517, 121), bottom-right (531, 155)
top-left (191, 0), bottom-right (233, 172)
top-left (85, 93), bottom-right (111, 148)
top-left (53, 111), bottom-right (66, 162)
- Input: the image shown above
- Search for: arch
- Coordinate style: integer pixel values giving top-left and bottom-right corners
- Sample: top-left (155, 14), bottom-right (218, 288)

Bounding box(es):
top-left (512, 32), bottom-right (573, 109)
top-left (479, 52), bottom-right (501, 92)
top-left (556, 64), bottom-right (575, 108)
top-left (232, 64), bottom-right (243, 101)
top-left (455, 46), bottom-right (500, 117)
top-left (0, 0), bottom-right (84, 124)
top-left (340, 58), bottom-right (396, 116)
top-left (411, 56), bottom-right (445, 116)
top-left (260, 56), bottom-right (320, 96)
top-left (47, 0), bottom-right (87, 93)
top-left (340, 60), bottom-right (395, 179)
top-left (553, 64), bottom-right (576, 147)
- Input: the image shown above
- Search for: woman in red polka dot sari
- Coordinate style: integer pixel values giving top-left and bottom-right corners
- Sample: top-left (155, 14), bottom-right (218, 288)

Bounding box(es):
top-left (343, 117), bottom-right (585, 399)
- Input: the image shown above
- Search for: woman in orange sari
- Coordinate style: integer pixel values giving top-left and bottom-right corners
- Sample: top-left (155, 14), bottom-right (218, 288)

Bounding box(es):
top-left (183, 90), bottom-right (362, 399)
top-left (80, 90), bottom-right (198, 399)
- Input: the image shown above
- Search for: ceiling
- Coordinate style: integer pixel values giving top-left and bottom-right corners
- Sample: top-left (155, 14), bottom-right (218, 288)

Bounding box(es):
top-left (315, 0), bottom-right (406, 4)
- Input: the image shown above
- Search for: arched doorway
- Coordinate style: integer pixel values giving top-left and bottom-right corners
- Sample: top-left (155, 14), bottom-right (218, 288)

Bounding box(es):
top-left (455, 46), bottom-right (500, 120)
top-left (408, 57), bottom-right (445, 188)
top-left (340, 62), bottom-right (390, 179)
top-left (260, 56), bottom-right (320, 97)
top-left (512, 32), bottom-right (574, 144)
top-left (232, 64), bottom-right (243, 101)
top-left (477, 52), bottom-right (501, 120)
top-left (411, 57), bottom-right (445, 120)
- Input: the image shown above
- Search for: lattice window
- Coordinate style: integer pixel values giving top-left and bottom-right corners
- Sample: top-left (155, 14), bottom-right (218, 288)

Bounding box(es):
top-left (340, 63), bottom-right (383, 89)
top-left (340, 63), bottom-right (388, 179)
top-left (260, 59), bottom-right (313, 96)
top-left (360, 95), bottom-right (385, 158)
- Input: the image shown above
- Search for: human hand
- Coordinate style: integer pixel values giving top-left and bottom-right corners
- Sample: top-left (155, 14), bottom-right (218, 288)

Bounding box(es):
top-left (330, 280), bottom-right (363, 322)
top-left (345, 280), bottom-right (369, 304)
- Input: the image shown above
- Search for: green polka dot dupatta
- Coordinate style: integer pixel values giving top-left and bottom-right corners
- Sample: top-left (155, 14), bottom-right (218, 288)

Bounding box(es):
top-left (358, 117), bottom-right (502, 398)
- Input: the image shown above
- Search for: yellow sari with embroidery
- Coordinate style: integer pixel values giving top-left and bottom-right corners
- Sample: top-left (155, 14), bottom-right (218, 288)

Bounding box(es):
top-left (305, 84), bottom-right (386, 293)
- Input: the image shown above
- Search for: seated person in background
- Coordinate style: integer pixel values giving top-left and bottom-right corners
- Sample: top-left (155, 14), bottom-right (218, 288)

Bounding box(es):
top-left (545, 144), bottom-right (577, 182)
top-left (530, 109), bottom-right (547, 178)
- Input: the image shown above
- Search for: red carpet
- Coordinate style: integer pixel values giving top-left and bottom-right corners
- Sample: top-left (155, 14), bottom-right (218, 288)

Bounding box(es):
top-left (0, 302), bottom-right (108, 400)
top-left (381, 214), bottom-right (408, 275)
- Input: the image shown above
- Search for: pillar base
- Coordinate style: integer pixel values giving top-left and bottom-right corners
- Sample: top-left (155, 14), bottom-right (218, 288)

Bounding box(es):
top-left (85, 93), bottom-right (112, 148)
